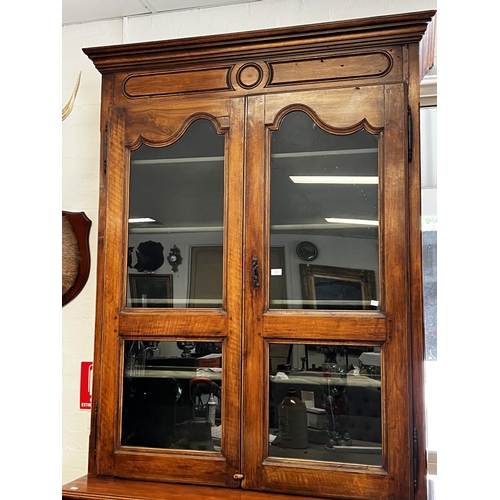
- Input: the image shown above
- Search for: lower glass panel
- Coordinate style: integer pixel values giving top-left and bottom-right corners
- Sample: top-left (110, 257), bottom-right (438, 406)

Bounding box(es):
top-left (121, 340), bottom-right (222, 452)
top-left (268, 343), bottom-right (382, 466)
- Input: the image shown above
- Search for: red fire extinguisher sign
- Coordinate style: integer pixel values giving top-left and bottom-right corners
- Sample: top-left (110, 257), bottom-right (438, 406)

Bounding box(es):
top-left (80, 361), bottom-right (93, 409)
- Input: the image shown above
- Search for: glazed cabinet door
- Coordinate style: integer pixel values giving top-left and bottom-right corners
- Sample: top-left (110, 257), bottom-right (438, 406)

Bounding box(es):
top-left (241, 85), bottom-right (415, 499)
top-left (95, 98), bottom-right (245, 487)
top-left (95, 86), bottom-right (416, 498)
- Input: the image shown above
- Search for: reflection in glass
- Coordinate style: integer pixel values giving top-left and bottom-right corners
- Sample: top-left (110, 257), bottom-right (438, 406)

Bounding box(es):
top-left (269, 111), bottom-right (379, 310)
top-left (128, 273), bottom-right (173, 308)
top-left (423, 229), bottom-right (437, 360)
top-left (268, 343), bottom-right (382, 466)
top-left (126, 119), bottom-right (225, 308)
top-left (299, 264), bottom-right (376, 310)
top-left (121, 340), bottom-right (222, 451)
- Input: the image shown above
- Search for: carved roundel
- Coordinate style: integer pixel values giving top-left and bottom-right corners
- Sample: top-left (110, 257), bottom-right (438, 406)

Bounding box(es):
top-left (235, 63), bottom-right (265, 90)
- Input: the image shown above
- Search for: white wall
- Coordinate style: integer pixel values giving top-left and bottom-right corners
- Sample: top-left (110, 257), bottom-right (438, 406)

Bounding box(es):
top-left (62, 0), bottom-right (437, 486)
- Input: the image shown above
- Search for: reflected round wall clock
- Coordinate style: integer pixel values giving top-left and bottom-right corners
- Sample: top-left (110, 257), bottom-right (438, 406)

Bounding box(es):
top-left (296, 241), bottom-right (318, 261)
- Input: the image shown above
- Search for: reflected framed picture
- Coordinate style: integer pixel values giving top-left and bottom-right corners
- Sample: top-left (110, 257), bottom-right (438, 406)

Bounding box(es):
top-left (129, 273), bottom-right (173, 308)
top-left (299, 264), bottom-right (376, 310)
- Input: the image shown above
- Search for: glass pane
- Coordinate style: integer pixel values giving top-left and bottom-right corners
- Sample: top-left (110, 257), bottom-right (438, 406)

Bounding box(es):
top-left (127, 119), bottom-right (225, 308)
top-left (121, 340), bottom-right (222, 451)
top-left (269, 111), bottom-right (379, 310)
top-left (268, 343), bottom-right (382, 466)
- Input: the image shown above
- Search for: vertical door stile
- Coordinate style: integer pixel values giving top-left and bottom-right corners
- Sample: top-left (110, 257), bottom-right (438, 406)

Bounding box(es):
top-left (224, 97), bottom-right (246, 481)
top-left (241, 94), bottom-right (266, 490)
top-left (98, 106), bottom-right (127, 476)
top-left (382, 83), bottom-right (413, 499)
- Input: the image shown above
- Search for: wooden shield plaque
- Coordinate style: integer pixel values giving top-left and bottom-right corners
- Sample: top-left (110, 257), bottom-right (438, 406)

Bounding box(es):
top-left (62, 211), bottom-right (92, 307)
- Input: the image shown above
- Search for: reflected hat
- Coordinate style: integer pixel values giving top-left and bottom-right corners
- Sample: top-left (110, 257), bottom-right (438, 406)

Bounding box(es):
top-left (134, 240), bottom-right (164, 272)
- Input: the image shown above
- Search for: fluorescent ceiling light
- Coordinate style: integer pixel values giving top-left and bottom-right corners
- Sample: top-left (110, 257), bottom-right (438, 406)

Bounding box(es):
top-left (129, 217), bottom-right (156, 223)
top-left (290, 176), bottom-right (378, 184)
top-left (325, 217), bottom-right (379, 226)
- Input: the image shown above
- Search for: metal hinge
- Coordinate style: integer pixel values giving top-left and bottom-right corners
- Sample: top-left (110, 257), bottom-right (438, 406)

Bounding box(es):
top-left (93, 402), bottom-right (99, 457)
top-left (407, 106), bottom-right (413, 163)
top-left (103, 124), bottom-right (109, 175)
top-left (413, 427), bottom-right (418, 491)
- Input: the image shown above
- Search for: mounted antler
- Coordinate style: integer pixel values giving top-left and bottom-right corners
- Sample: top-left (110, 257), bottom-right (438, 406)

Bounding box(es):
top-left (62, 71), bottom-right (82, 121)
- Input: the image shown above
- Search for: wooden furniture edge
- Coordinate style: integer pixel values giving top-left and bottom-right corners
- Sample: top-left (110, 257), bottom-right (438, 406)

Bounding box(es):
top-left (62, 475), bottom-right (326, 500)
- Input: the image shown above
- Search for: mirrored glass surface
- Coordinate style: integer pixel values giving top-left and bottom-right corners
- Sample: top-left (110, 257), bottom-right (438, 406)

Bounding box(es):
top-left (127, 119), bottom-right (225, 308)
top-left (269, 111), bottom-right (379, 310)
top-left (268, 343), bottom-right (382, 466)
top-left (121, 340), bottom-right (222, 451)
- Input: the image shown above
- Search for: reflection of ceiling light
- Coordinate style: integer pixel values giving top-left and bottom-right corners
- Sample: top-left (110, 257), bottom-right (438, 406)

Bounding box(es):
top-left (325, 218), bottom-right (379, 226)
top-left (290, 176), bottom-right (378, 184)
top-left (129, 217), bottom-right (156, 223)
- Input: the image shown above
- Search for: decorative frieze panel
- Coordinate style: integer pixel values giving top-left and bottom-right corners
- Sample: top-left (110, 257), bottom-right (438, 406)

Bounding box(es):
top-left (120, 51), bottom-right (394, 99)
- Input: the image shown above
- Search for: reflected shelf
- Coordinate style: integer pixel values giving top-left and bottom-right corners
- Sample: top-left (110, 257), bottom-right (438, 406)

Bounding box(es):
top-left (129, 222), bottom-right (379, 234)
top-left (130, 148), bottom-right (378, 166)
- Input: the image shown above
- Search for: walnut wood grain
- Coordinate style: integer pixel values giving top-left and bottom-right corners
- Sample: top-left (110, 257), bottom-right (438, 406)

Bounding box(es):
top-left (123, 67), bottom-right (233, 98)
top-left (124, 101), bottom-right (231, 149)
top-left (62, 475), bottom-right (325, 500)
top-left (264, 87), bottom-right (386, 137)
top-left (269, 51), bottom-right (393, 86)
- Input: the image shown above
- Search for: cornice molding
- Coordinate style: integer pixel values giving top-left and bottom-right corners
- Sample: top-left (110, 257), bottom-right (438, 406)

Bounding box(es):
top-left (84, 10), bottom-right (437, 74)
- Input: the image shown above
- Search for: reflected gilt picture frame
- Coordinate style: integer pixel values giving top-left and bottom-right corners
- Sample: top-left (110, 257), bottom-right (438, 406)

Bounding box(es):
top-left (299, 264), bottom-right (376, 310)
top-left (129, 273), bottom-right (173, 308)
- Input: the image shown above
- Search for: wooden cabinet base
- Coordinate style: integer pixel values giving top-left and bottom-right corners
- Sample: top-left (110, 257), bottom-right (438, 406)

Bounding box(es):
top-left (62, 475), bottom-right (323, 500)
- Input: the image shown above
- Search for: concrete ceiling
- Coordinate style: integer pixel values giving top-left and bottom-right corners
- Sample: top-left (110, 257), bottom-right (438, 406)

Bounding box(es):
top-left (62, 0), bottom-right (261, 25)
